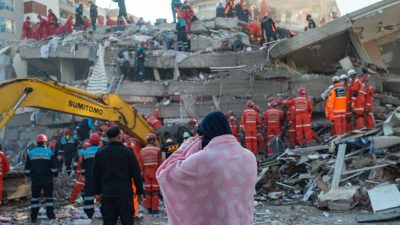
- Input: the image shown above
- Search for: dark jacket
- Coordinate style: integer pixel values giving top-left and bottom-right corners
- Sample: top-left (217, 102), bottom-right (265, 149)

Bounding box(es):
top-left (59, 136), bottom-right (79, 157)
top-left (308, 19), bottom-right (316, 29)
top-left (90, 4), bottom-right (98, 19)
top-left (81, 145), bottom-right (99, 178)
top-left (216, 4), bottom-right (225, 18)
top-left (77, 118), bottom-right (92, 142)
top-left (261, 17), bottom-right (277, 34)
top-left (25, 146), bottom-right (58, 185)
top-left (76, 6), bottom-right (83, 16)
top-left (93, 142), bottom-right (143, 197)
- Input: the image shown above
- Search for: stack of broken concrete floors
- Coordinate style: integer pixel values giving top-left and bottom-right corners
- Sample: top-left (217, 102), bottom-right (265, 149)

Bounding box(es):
top-left (257, 107), bottom-right (400, 223)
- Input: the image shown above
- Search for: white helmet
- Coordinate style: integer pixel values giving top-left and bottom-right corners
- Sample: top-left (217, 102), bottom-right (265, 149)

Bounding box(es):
top-left (332, 76), bottom-right (340, 83)
top-left (339, 74), bottom-right (348, 81)
top-left (347, 69), bottom-right (357, 77)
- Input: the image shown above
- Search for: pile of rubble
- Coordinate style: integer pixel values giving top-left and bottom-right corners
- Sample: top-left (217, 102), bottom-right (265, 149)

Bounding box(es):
top-left (256, 107), bottom-right (400, 222)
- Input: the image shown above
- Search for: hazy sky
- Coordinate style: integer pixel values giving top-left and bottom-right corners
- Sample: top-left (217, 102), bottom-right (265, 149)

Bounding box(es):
top-left (96, 0), bottom-right (383, 23)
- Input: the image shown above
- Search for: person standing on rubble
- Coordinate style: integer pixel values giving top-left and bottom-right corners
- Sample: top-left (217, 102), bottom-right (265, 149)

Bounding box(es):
top-left (261, 15), bottom-right (278, 44)
top-left (106, 16), bottom-right (116, 26)
top-left (36, 15), bottom-right (49, 40)
top-left (285, 98), bottom-right (297, 148)
top-left (263, 101), bottom-right (284, 153)
top-left (116, 0), bottom-right (130, 25)
top-left (136, 42), bottom-right (146, 81)
top-left (241, 100), bottom-right (262, 154)
top-left (75, 3), bottom-right (86, 30)
top-left (157, 111), bottom-right (257, 225)
top-left (176, 17), bottom-right (189, 51)
top-left (0, 144), bottom-right (10, 206)
top-left (47, 9), bottom-right (58, 36)
top-left (58, 129), bottom-right (79, 175)
top-left (234, 0), bottom-right (244, 21)
top-left (348, 68), bottom-right (364, 129)
top-left (65, 16), bottom-right (73, 34)
top-left (161, 132), bottom-right (180, 162)
top-left (362, 75), bottom-right (375, 129)
top-left (216, 2), bottom-right (225, 18)
top-left (340, 74), bottom-right (354, 132)
top-left (171, 0), bottom-right (182, 23)
top-left (25, 134), bottom-right (58, 223)
top-left (81, 134), bottom-right (101, 219)
top-left (89, 1), bottom-right (98, 31)
top-left (306, 14), bottom-right (316, 30)
top-left (326, 76), bottom-right (347, 135)
top-left (293, 88), bottom-right (313, 146)
top-left (21, 16), bottom-right (33, 39)
top-left (181, 1), bottom-right (194, 33)
top-left (69, 142), bottom-right (89, 204)
top-left (117, 49), bottom-right (132, 79)
top-left (93, 126), bottom-right (144, 225)
top-left (226, 111), bottom-right (240, 141)
top-left (224, 0), bottom-right (235, 17)
top-left (139, 133), bottom-right (162, 217)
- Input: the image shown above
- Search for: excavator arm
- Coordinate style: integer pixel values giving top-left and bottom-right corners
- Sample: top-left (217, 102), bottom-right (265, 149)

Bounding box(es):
top-left (0, 78), bottom-right (154, 144)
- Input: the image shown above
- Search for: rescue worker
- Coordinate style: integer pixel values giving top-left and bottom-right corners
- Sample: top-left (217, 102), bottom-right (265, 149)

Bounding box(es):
top-left (77, 118), bottom-right (94, 142)
top-left (234, 0), bottom-right (244, 22)
top-left (75, 3), bottom-right (85, 30)
top-left (181, 1), bottom-right (194, 33)
top-left (84, 16), bottom-right (92, 29)
top-left (106, 16), bottom-right (116, 26)
top-left (58, 129), bottom-right (78, 175)
top-left (147, 108), bottom-right (162, 129)
top-left (136, 41), bottom-right (146, 81)
top-left (294, 88), bottom-right (313, 146)
top-left (160, 133), bottom-right (179, 162)
top-left (286, 98), bottom-right (297, 148)
top-left (188, 118), bottom-right (198, 136)
top-left (69, 142), bottom-right (90, 203)
top-left (240, 100), bottom-right (261, 154)
top-left (261, 15), bottom-right (277, 44)
top-left (306, 14), bottom-right (316, 30)
top-left (0, 144), bottom-right (10, 205)
top-left (257, 132), bottom-right (266, 154)
top-left (247, 21), bottom-right (262, 44)
top-left (25, 134), bottom-right (58, 223)
top-left (216, 2), bottom-right (225, 18)
top-left (47, 9), bottom-right (58, 36)
top-left (326, 76), bottom-right (347, 135)
top-left (21, 16), bottom-right (33, 39)
top-left (98, 15), bottom-right (104, 26)
top-left (340, 74), bottom-right (353, 132)
top-left (140, 133), bottom-right (161, 217)
top-left (176, 18), bottom-right (189, 51)
top-left (65, 16), bottom-right (73, 34)
top-left (348, 69), bottom-right (364, 129)
top-left (116, 0), bottom-right (130, 24)
top-left (81, 134), bottom-right (100, 219)
top-left (171, 0), bottom-right (182, 23)
top-left (89, 1), bottom-right (98, 31)
top-left (363, 75), bottom-right (375, 129)
top-left (263, 101), bottom-right (284, 153)
top-left (225, 0), bottom-right (235, 17)
top-left (36, 15), bottom-right (49, 40)
top-left (226, 111), bottom-right (240, 141)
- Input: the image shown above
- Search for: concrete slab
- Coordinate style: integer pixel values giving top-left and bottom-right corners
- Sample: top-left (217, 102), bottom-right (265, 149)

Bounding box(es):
top-left (368, 184), bottom-right (400, 213)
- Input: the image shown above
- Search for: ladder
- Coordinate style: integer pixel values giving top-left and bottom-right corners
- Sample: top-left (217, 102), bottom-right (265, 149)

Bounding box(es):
top-left (108, 74), bottom-right (124, 93)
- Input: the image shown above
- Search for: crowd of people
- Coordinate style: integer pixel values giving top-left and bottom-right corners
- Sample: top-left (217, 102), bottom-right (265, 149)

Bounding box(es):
top-left (21, 1), bottom-right (136, 40)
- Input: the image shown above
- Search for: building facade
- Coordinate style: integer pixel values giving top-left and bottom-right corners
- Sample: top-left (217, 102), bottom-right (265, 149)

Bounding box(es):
top-left (190, 0), bottom-right (340, 31)
top-left (0, 0), bottom-right (24, 43)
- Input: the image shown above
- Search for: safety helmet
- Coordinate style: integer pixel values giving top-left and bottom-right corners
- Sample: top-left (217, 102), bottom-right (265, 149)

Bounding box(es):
top-left (297, 87), bottom-right (307, 95)
top-left (146, 133), bottom-right (157, 141)
top-left (64, 129), bottom-right (73, 135)
top-left (89, 133), bottom-right (101, 145)
top-left (82, 142), bottom-right (90, 149)
top-left (227, 111), bottom-right (235, 117)
top-left (247, 100), bottom-right (255, 108)
top-left (347, 69), bottom-right (357, 77)
top-left (36, 134), bottom-right (48, 143)
top-left (332, 76), bottom-right (340, 83)
top-left (188, 118), bottom-right (197, 125)
top-left (339, 74), bottom-right (348, 81)
top-left (267, 97), bottom-right (275, 103)
top-left (361, 75), bottom-right (369, 83)
top-left (271, 101), bottom-right (278, 107)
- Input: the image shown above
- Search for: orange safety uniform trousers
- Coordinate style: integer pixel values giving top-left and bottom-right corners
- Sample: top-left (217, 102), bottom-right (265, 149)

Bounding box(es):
top-left (295, 112), bottom-right (312, 145)
top-left (144, 168), bottom-right (159, 212)
top-left (365, 113), bottom-right (375, 129)
top-left (288, 121), bottom-right (296, 148)
top-left (132, 180), bottom-right (139, 218)
top-left (333, 113), bottom-right (346, 135)
top-left (70, 175), bottom-right (85, 203)
top-left (245, 129), bottom-right (258, 154)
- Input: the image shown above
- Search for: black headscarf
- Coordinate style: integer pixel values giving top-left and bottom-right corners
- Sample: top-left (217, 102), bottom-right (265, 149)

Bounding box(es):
top-left (197, 111), bottom-right (232, 148)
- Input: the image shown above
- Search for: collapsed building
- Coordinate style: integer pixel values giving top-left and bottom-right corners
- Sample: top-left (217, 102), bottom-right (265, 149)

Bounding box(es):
top-left (0, 0), bottom-right (400, 223)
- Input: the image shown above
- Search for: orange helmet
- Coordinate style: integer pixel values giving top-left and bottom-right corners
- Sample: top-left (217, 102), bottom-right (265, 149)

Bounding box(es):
top-left (267, 97), bottom-right (275, 103)
top-left (271, 101), bottom-right (278, 107)
top-left (146, 133), bottom-right (157, 141)
top-left (247, 100), bottom-right (255, 108)
top-left (297, 87), bottom-right (307, 95)
top-left (361, 75), bottom-right (369, 83)
top-left (89, 133), bottom-right (101, 145)
top-left (36, 134), bottom-right (48, 143)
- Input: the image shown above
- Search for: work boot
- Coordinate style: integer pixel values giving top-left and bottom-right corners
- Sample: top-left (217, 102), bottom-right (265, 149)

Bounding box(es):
top-left (147, 208), bottom-right (152, 214)
top-left (152, 210), bottom-right (160, 218)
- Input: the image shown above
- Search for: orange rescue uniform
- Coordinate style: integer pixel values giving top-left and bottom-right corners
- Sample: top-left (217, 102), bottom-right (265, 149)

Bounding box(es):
top-left (293, 96), bottom-right (313, 145)
top-left (240, 108), bottom-right (261, 154)
top-left (0, 151), bottom-right (10, 203)
top-left (326, 83), bottom-right (347, 135)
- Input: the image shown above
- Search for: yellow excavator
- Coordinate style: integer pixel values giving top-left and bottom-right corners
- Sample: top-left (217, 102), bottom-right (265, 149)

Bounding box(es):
top-left (0, 78), bottom-right (154, 144)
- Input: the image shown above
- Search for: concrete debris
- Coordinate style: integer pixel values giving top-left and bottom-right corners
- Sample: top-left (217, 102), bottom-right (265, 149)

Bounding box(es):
top-left (368, 184), bottom-right (400, 214)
